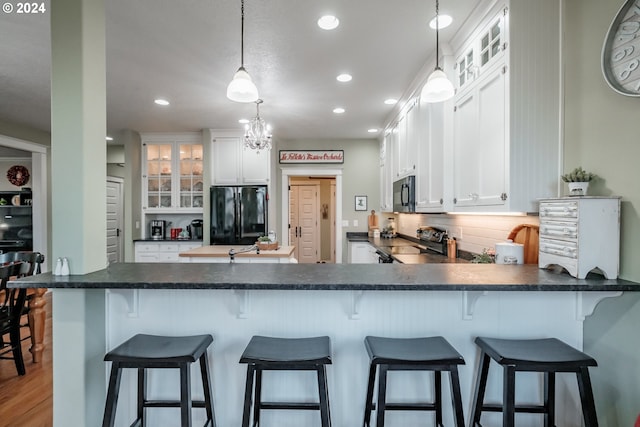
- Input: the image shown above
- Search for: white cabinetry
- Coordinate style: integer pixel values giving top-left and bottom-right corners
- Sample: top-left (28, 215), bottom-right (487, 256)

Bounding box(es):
top-left (379, 138), bottom-right (393, 212)
top-left (538, 197), bottom-right (620, 279)
top-left (211, 131), bottom-right (270, 185)
top-left (134, 241), bottom-right (203, 263)
top-left (415, 99), bottom-right (445, 212)
top-left (348, 241), bottom-right (379, 264)
top-left (450, 1), bottom-right (561, 213)
top-left (141, 133), bottom-right (204, 213)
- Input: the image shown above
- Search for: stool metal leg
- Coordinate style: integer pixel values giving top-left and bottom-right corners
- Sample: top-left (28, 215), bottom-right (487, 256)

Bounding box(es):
top-left (448, 366), bottom-right (465, 427)
top-left (434, 370), bottom-right (443, 427)
top-left (577, 367), bottom-right (599, 427)
top-left (317, 364), bottom-right (332, 427)
top-left (376, 364), bottom-right (389, 427)
top-left (241, 365), bottom-right (256, 427)
top-left (199, 352), bottom-right (216, 427)
top-left (137, 368), bottom-right (146, 427)
top-left (179, 363), bottom-right (192, 427)
top-left (503, 365), bottom-right (516, 427)
top-left (544, 371), bottom-right (555, 427)
top-left (253, 368), bottom-right (262, 427)
top-left (470, 351), bottom-right (490, 426)
top-left (102, 362), bottom-right (123, 427)
top-left (362, 364), bottom-right (377, 427)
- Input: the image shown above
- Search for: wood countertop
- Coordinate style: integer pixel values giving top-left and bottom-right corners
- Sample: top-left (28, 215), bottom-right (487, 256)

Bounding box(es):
top-left (179, 245), bottom-right (295, 258)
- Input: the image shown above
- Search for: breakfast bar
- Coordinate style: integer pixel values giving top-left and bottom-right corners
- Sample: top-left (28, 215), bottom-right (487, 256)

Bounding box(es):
top-left (11, 264), bottom-right (639, 427)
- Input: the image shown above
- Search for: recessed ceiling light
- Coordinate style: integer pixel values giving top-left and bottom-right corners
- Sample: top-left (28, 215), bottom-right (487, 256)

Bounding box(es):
top-left (154, 99), bottom-right (170, 106)
top-left (336, 73), bottom-right (352, 82)
top-left (333, 107), bottom-right (345, 114)
top-left (238, 118), bottom-right (249, 124)
top-left (367, 128), bottom-right (379, 133)
top-left (384, 98), bottom-right (398, 105)
top-left (318, 15), bottom-right (339, 30)
top-left (105, 136), bottom-right (113, 141)
top-left (429, 14), bottom-right (452, 30)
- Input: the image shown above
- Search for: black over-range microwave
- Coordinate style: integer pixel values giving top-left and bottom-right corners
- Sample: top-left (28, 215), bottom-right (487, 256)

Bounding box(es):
top-left (392, 175), bottom-right (415, 213)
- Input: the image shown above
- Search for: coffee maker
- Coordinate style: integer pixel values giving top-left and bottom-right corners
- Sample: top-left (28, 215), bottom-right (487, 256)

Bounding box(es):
top-left (150, 220), bottom-right (166, 240)
top-left (190, 219), bottom-right (203, 240)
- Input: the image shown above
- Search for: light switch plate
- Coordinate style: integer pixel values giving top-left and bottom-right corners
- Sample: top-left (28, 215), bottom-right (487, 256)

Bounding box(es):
top-left (353, 220), bottom-right (359, 227)
top-left (342, 220), bottom-right (349, 227)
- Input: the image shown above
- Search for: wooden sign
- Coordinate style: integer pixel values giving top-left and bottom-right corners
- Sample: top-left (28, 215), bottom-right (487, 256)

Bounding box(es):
top-left (279, 150), bottom-right (344, 164)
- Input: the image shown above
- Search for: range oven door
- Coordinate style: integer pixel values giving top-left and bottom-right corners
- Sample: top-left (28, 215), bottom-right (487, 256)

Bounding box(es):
top-left (392, 176), bottom-right (415, 212)
top-left (375, 250), bottom-right (394, 263)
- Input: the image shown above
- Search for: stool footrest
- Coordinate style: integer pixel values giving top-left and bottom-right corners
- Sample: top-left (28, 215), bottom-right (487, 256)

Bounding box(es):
top-left (143, 399), bottom-right (208, 408)
top-left (481, 403), bottom-right (548, 414)
top-left (260, 402), bottom-right (321, 410)
top-left (383, 403), bottom-right (438, 411)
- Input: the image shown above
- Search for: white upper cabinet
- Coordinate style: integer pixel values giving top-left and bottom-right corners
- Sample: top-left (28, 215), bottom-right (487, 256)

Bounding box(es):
top-left (141, 132), bottom-right (203, 213)
top-left (450, 0), bottom-right (561, 213)
top-left (211, 131), bottom-right (271, 185)
top-left (379, 137), bottom-right (393, 212)
top-left (416, 99), bottom-right (445, 212)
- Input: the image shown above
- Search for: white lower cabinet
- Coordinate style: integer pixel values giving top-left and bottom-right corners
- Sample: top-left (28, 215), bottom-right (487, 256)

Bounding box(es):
top-left (348, 242), bottom-right (378, 264)
top-left (538, 197), bottom-right (620, 279)
top-left (134, 242), bottom-right (203, 263)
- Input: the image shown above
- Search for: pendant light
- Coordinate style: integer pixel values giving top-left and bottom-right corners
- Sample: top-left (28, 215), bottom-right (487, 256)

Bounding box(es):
top-left (421, 0), bottom-right (455, 103)
top-left (244, 99), bottom-right (272, 151)
top-left (227, 0), bottom-right (259, 103)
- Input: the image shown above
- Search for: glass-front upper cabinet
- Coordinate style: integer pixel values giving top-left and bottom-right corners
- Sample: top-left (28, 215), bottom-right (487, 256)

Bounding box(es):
top-left (178, 144), bottom-right (204, 209)
top-left (142, 133), bottom-right (203, 212)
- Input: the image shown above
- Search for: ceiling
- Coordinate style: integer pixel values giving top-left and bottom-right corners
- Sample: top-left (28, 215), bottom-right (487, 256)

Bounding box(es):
top-left (0, 0), bottom-right (484, 144)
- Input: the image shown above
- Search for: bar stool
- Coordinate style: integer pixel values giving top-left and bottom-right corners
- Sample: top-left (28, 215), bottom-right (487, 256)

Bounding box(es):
top-left (102, 334), bottom-right (216, 427)
top-left (470, 336), bottom-right (598, 427)
top-left (362, 336), bottom-right (466, 427)
top-left (239, 335), bottom-right (332, 427)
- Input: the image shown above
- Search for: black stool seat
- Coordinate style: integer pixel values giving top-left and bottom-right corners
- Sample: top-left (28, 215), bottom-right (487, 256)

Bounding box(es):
top-left (102, 333), bottom-right (216, 427)
top-left (470, 336), bottom-right (598, 427)
top-left (363, 336), bottom-right (465, 427)
top-left (240, 335), bottom-right (332, 427)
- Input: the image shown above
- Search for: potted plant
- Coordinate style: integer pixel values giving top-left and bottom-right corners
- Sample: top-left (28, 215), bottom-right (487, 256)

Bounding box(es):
top-left (256, 235), bottom-right (278, 251)
top-left (561, 167), bottom-right (597, 196)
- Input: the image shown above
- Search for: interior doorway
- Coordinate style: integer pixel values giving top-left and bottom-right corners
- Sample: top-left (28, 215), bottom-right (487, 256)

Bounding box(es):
top-left (281, 168), bottom-right (343, 263)
top-left (106, 177), bottom-right (124, 263)
top-left (288, 177), bottom-right (336, 263)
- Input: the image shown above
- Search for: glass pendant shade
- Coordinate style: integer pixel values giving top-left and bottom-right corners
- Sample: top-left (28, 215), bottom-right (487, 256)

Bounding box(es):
top-left (421, 68), bottom-right (455, 103)
top-left (227, 67), bottom-right (259, 103)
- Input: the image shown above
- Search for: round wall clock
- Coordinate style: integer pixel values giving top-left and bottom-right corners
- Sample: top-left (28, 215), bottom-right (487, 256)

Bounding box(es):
top-left (602, 0), bottom-right (640, 97)
top-left (6, 165), bottom-right (30, 187)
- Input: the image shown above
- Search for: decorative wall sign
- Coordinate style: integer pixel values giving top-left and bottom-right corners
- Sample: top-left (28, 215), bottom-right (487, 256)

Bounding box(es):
top-left (355, 195), bottom-right (367, 211)
top-left (602, 0), bottom-right (640, 97)
top-left (6, 165), bottom-right (30, 187)
top-left (279, 150), bottom-right (344, 164)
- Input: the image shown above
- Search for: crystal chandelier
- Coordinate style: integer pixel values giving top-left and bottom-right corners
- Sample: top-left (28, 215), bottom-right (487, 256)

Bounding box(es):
top-left (244, 99), bottom-right (272, 151)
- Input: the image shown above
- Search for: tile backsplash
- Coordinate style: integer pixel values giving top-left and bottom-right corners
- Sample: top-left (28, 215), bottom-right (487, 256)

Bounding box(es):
top-left (396, 213), bottom-right (540, 256)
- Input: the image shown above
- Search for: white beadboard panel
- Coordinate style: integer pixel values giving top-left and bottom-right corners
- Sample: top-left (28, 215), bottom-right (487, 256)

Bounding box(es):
top-left (507, 0), bottom-right (562, 211)
top-left (397, 213), bottom-right (539, 254)
top-left (106, 289), bottom-right (586, 427)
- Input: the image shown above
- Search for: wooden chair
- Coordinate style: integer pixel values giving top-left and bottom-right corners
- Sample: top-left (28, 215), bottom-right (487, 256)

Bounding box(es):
top-left (507, 224), bottom-right (539, 264)
top-left (0, 261), bottom-right (27, 375)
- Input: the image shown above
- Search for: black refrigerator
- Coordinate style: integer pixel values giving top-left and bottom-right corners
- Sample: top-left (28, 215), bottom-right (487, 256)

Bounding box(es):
top-left (210, 185), bottom-right (268, 245)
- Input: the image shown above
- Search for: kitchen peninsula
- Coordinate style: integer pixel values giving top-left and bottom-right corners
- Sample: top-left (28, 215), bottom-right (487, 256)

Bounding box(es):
top-left (12, 263), bottom-right (639, 427)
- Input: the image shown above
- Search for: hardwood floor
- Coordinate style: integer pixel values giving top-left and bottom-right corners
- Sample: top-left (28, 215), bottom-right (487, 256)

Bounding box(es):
top-left (0, 292), bottom-right (52, 427)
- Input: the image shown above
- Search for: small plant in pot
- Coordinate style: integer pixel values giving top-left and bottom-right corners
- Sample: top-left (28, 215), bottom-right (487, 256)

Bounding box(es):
top-left (561, 167), bottom-right (597, 196)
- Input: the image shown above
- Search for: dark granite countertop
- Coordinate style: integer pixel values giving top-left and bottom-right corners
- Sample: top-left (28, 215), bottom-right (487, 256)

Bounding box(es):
top-left (134, 239), bottom-right (203, 243)
top-left (10, 263), bottom-right (640, 292)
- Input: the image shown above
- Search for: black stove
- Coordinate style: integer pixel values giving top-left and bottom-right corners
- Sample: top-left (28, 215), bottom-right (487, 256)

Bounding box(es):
top-left (418, 227), bottom-right (448, 255)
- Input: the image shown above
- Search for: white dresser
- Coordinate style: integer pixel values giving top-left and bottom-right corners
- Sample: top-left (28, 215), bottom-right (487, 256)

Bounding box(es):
top-left (538, 197), bottom-right (620, 279)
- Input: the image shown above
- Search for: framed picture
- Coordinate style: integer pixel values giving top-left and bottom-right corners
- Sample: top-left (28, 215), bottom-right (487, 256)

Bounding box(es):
top-left (355, 195), bottom-right (367, 211)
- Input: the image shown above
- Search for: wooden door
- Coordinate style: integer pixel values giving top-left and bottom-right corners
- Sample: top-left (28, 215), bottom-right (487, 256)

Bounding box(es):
top-left (289, 183), bottom-right (320, 263)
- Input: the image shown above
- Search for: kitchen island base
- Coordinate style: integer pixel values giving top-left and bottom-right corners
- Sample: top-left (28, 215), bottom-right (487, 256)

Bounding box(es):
top-left (101, 288), bottom-right (592, 427)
